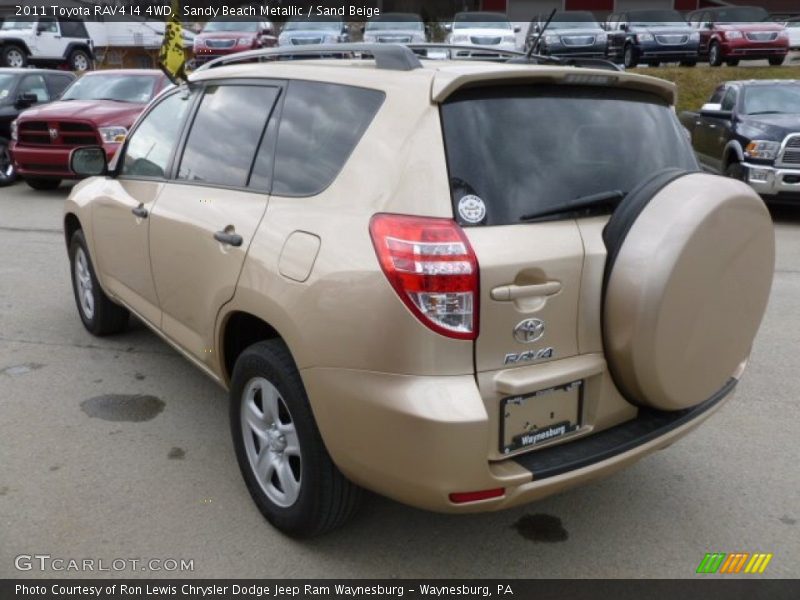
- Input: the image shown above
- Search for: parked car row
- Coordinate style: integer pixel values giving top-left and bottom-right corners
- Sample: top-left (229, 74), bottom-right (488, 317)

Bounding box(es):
top-left (528, 7), bottom-right (791, 67)
top-left (0, 67), bottom-right (169, 188)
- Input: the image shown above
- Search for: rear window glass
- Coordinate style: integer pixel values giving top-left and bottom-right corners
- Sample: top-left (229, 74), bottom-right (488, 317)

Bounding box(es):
top-left (272, 81), bottom-right (384, 197)
top-left (441, 85), bottom-right (697, 227)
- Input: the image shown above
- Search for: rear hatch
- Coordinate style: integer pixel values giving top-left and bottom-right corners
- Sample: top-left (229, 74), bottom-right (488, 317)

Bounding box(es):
top-left (438, 82), bottom-right (698, 457)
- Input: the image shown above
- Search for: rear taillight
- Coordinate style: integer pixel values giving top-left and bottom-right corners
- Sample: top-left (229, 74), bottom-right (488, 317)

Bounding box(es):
top-left (369, 214), bottom-right (479, 340)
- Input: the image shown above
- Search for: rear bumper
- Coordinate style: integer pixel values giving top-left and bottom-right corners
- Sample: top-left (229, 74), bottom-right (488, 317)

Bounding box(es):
top-left (10, 142), bottom-right (119, 179)
top-left (744, 162), bottom-right (800, 198)
top-left (302, 364), bottom-right (739, 513)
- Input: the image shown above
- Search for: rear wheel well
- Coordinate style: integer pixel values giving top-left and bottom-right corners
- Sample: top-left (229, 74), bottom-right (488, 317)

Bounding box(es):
top-left (64, 213), bottom-right (81, 248)
top-left (222, 312), bottom-right (282, 382)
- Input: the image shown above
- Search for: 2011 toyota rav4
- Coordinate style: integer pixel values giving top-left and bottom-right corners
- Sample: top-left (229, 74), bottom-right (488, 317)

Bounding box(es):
top-left (64, 46), bottom-right (774, 537)
top-left (10, 69), bottom-right (169, 190)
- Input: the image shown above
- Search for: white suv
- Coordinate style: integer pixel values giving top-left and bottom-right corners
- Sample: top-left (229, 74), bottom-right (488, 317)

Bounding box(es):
top-left (0, 17), bottom-right (94, 71)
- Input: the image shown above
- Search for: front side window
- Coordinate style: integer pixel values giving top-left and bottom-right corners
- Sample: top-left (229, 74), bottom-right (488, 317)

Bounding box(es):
top-left (18, 74), bottom-right (49, 102)
top-left (37, 18), bottom-right (58, 33)
top-left (272, 81), bottom-right (384, 197)
top-left (721, 88), bottom-right (738, 111)
top-left (121, 90), bottom-right (194, 179)
top-left (177, 85), bottom-right (280, 188)
top-left (441, 85), bottom-right (697, 227)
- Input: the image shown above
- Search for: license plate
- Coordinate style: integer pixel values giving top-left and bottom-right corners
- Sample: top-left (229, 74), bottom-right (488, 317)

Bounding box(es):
top-left (500, 380), bottom-right (583, 454)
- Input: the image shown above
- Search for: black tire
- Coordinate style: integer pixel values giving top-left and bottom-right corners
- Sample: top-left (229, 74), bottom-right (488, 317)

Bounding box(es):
top-left (708, 42), bottom-right (722, 67)
top-left (68, 49), bottom-right (92, 72)
top-left (230, 340), bottom-right (361, 538)
top-left (726, 58), bottom-right (740, 67)
top-left (25, 178), bottom-right (62, 191)
top-left (768, 55), bottom-right (786, 66)
top-left (623, 44), bottom-right (638, 69)
top-left (680, 59), bottom-right (697, 67)
top-left (1, 44), bottom-right (27, 68)
top-left (725, 161), bottom-right (747, 182)
top-left (0, 140), bottom-right (16, 187)
top-left (68, 229), bottom-right (129, 336)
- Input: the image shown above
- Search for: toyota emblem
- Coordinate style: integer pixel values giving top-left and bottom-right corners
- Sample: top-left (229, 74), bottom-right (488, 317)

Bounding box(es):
top-left (513, 318), bottom-right (545, 344)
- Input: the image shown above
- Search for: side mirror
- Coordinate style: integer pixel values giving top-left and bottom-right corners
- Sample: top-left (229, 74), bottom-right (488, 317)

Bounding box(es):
top-left (700, 103), bottom-right (732, 119)
top-left (15, 92), bottom-right (39, 108)
top-left (70, 147), bottom-right (108, 177)
top-left (445, 24), bottom-right (453, 32)
top-left (514, 26), bottom-right (521, 33)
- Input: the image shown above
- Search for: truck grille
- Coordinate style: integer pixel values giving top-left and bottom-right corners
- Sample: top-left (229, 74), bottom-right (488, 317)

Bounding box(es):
top-left (19, 121), bottom-right (99, 147)
top-left (562, 36), bottom-right (595, 47)
top-left (745, 32), bottom-right (779, 42)
top-left (205, 39), bottom-right (236, 49)
top-left (779, 135), bottom-right (800, 166)
top-left (377, 36), bottom-right (412, 43)
top-left (656, 34), bottom-right (688, 45)
top-left (291, 38), bottom-right (322, 45)
top-left (471, 36), bottom-right (502, 45)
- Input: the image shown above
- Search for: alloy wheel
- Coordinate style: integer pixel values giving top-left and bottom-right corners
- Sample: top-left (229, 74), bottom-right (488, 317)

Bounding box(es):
top-left (6, 49), bottom-right (24, 68)
top-left (241, 377), bottom-right (302, 508)
top-left (74, 247), bottom-right (95, 320)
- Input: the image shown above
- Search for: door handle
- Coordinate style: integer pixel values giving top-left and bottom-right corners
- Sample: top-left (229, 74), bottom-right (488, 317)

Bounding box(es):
top-left (491, 281), bottom-right (562, 302)
top-left (131, 204), bottom-right (148, 219)
top-left (214, 230), bottom-right (243, 247)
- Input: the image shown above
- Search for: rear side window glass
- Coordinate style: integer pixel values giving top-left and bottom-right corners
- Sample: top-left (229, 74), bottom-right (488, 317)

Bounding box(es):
top-left (441, 85), bottom-right (697, 227)
top-left (178, 85), bottom-right (279, 188)
top-left (46, 74), bottom-right (74, 98)
top-left (272, 81), bottom-right (384, 197)
top-left (59, 19), bottom-right (88, 37)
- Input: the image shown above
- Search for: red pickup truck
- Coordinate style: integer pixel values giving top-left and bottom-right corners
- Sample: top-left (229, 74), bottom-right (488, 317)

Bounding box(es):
top-left (10, 69), bottom-right (170, 190)
top-left (687, 6), bottom-right (790, 66)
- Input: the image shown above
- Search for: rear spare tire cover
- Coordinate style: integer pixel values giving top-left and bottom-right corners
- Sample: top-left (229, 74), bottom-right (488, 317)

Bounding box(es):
top-left (603, 171), bottom-right (774, 411)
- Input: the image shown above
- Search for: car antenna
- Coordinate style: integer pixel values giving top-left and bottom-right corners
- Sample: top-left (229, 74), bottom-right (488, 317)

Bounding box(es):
top-left (527, 8), bottom-right (557, 60)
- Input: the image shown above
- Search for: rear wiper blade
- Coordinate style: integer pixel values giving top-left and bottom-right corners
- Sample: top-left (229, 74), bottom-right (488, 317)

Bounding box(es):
top-left (520, 190), bottom-right (627, 222)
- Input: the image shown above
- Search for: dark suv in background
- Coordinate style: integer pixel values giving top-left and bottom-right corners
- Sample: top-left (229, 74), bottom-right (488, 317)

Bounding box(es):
top-left (687, 6), bottom-right (789, 67)
top-left (525, 11), bottom-right (608, 58)
top-left (0, 68), bottom-right (75, 186)
top-left (607, 9), bottom-right (700, 67)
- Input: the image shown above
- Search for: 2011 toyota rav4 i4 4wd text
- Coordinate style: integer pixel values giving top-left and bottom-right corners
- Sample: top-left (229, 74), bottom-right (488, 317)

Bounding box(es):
top-left (64, 46), bottom-right (775, 537)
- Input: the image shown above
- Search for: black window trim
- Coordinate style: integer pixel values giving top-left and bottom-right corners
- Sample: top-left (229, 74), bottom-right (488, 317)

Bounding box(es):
top-left (171, 78), bottom-right (286, 194)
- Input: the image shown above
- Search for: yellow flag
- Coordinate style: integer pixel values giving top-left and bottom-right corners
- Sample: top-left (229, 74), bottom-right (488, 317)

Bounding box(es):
top-left (159, 0), bottom-right (186, 83)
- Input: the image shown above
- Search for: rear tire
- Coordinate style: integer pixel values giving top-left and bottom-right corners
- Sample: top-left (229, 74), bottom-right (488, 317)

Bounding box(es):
top-left (25, 178), bottom-right (61, 191)
top-left (1, 44), bottom-right (27, 68)
top-left (230, 340), bottom-right (362, 537)
top-left (768, 55), bottom-right (786, 66)
top-left (708, 42), bottom-right (722, 67)
top-left (0, 140), bottom-right (16, 187)
top-left (69, 229), bottom-right (129, 336)
top-left (68, 49), bottom-right (92, 72)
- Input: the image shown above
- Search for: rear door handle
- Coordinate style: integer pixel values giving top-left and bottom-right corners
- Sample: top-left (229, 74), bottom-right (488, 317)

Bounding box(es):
top-left (214, 230), bottom-right (243, 247)
top-left (491, 281), bottom-right (562, 302)
top-left (131, 204), bottom-right (148, 219)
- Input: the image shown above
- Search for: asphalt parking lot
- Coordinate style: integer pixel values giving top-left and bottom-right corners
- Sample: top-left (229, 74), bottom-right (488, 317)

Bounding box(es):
top-left (1, 180), bottom-right (798, 579)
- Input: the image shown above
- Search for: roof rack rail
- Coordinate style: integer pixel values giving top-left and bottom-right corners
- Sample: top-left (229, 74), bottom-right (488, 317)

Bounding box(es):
top-left (195, 44), bottom-right (423, 72)
top-left (406, 43), bottom-right (624, 72)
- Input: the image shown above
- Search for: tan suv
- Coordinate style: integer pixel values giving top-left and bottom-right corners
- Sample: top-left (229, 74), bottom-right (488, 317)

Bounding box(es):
top-left (65, 45), bottom-right (775, 537)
